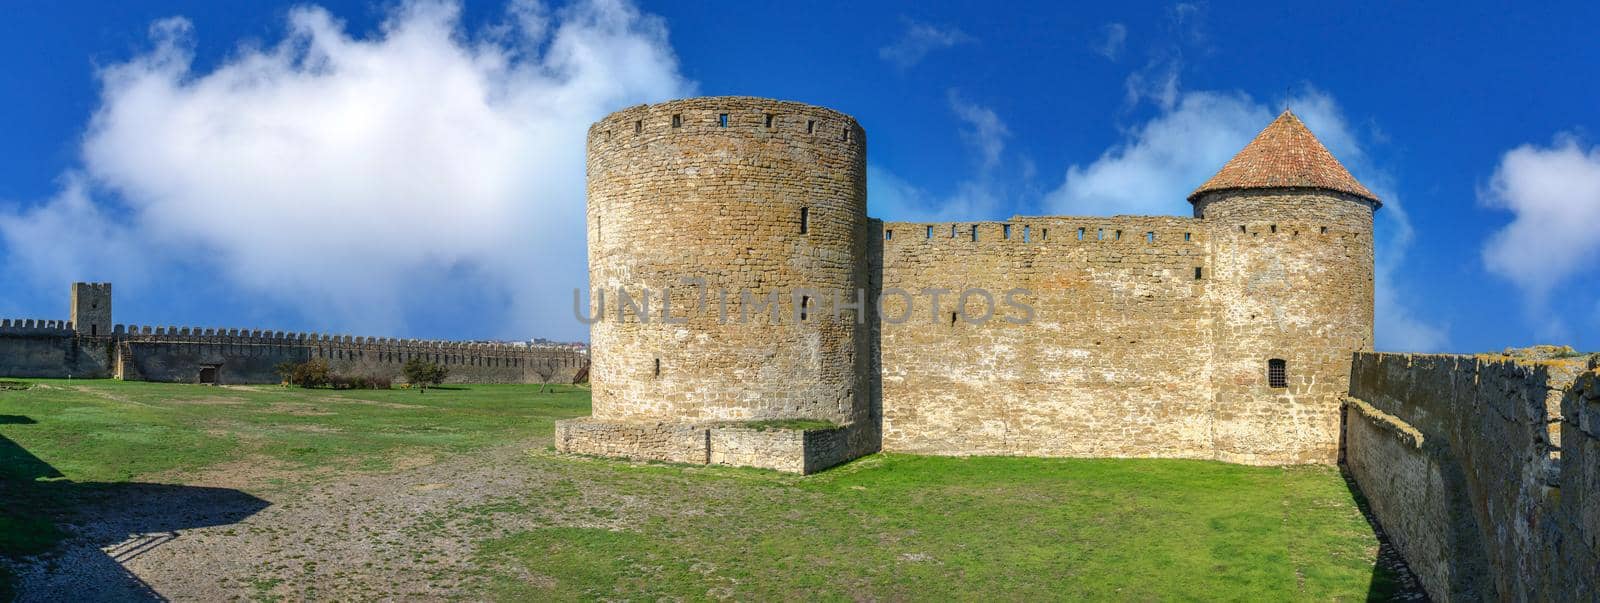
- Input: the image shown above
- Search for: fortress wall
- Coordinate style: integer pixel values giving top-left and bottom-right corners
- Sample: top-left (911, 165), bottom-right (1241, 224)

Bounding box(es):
top-left (585, 97), bottom-right (871, 426)
top-left (1344, 352), bottom-right (1599, 600)
top-left (0, 319), bottom-right (115, 378)
top-left (110, 324), bottom-right (585, 384)
top-left (1200, 189), bottom-right (1378, 465)
top-left (876, 216), bottom-right (1218, 457)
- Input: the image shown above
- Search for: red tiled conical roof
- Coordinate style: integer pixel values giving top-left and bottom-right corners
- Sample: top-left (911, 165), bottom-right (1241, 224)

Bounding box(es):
top-left (1188, 111), bottom-right (1379, 204)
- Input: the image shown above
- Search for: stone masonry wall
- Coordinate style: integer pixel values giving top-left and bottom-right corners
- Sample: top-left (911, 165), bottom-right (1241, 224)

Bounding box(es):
top-left (108, 325), bottom-right (585, 385)
top-left (585, 97), bottom-right (873, 428)
top-left (1199, 189), bottom-right (1377, 465)
top-left (1345, 352), bottom-right (1599, 601)
top-left (877, 216), bottom-right (1217, 458)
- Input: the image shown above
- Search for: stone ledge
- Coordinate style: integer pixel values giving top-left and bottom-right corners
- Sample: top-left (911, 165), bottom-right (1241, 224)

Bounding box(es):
top-left (554, 417), bottom-right (878, 474)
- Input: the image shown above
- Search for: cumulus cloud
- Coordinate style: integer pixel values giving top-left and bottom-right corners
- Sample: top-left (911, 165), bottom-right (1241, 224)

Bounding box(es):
top-left (878, 20), bottom-right (972, 70)
top-left (1039, 87), bottom-right (1447, 351)
top-left (0, 0), bottom-right (694, 340)
top-left (868, 92), bottom-right (1011, 221)
top-left (1480, 135), bottom-right (1600, 337)
top-left (1094, 23), bottom-right (1128, 61)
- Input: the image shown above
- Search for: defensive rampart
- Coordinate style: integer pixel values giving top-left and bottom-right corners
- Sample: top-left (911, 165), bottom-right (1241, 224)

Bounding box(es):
top-left (0, 312), bottom-right (586, 386)
top-left (1343, 352), bottom-right (1599, 600)
top-left (877, 216), bottom-right (1216, 458)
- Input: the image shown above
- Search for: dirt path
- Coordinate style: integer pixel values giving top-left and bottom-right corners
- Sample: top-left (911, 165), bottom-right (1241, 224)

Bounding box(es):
top-left (12, 441), bottom-right (565, 601)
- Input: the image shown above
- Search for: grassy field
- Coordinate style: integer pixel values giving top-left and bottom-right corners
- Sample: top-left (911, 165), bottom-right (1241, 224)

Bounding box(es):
top-left (0, 379), bottom-right (1403, 600)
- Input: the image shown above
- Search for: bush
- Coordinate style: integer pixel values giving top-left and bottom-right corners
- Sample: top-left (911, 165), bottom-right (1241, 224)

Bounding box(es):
top-left (327, 374), bottom-right (392, 390)
top-left (277, 359), bottom-right (331, 388)
top-left (402, 358), bottom-right (449, 392)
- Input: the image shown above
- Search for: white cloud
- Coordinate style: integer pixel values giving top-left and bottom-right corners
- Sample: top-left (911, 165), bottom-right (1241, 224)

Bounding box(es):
top-left (1094, 23), bottom-right (1127, 61)
top-left (878, 20), bottom-right (971, 70)
top-left (1480, 135), bottom-right (1600, 339)
top-left (948, 91), bottom-right (1009, 171)
top-left (868, 92), bottom-right (1010, 222)
top-left (1039, 87), bottom-right (1447, 351)
top-left (0, 0), bottom-right (693, 341)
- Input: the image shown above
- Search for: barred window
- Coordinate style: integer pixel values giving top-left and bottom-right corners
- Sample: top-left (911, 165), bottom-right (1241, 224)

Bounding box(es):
top-left (1268, 359), bottom-right (1287, 388)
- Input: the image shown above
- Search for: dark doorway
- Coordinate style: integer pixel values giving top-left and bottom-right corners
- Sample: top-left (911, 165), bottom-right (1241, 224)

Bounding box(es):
top-left (198, 366), bottom-right (219, 385)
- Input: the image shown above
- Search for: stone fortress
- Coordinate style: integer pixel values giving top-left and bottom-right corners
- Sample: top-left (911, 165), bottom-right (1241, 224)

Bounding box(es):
top-left (558, 96), bottom-right (1377, 471)
top-left (557, 97), bottom-right (1599, 598)
top-left (0, 282), bottom-right (587, 385)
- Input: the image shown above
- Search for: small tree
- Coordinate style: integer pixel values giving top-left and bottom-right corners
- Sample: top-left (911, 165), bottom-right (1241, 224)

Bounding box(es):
top-left (403, 358), bottom-right (448, 392)
top-left (287, 359), bottom-right (330, 388)
top-left (274, 361), bottom-right (298, 387)
top-left (532, 357), bottom-right (559, 393)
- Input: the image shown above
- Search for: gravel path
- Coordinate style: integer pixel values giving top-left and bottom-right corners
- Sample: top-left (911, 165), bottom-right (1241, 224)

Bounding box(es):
top-left (12, 441), bottom-right (562, 601)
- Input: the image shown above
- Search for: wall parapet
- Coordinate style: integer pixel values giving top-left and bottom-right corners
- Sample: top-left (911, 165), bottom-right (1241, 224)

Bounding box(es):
top-left (880, 215), bottom-right (1207, 247)
top-left (1343, 351), bottom-right (1597, 600)
top-left (0, 318), bottom-right (75, 336)
top-left (108, 323), bottom-right (583, 358)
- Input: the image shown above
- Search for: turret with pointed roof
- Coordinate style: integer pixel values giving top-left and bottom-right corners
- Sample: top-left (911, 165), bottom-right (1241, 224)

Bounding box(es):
top-left (1189, 111), bottom-right (1380, 206)
top-left (1196, 109), bottom-right (1377, 466)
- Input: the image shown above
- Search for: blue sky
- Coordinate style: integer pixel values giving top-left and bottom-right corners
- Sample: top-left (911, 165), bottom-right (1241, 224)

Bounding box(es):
top-left (1, 1), bottom-right (1597, 352)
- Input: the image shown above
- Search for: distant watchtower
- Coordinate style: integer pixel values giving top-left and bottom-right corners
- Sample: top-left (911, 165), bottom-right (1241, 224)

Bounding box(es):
top-left (70, 282), bottom-right (112, 337)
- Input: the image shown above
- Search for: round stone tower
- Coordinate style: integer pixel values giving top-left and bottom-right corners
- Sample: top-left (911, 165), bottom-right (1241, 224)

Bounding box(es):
top-left (582, 96), bottom-right (872, 435)
top-left (1192, 111), bottom-right (1379, 465)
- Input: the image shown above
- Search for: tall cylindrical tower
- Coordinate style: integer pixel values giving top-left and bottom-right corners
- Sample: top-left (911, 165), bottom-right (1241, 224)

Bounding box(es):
top-left (1194, 111), bottom-right (1379, 465)
top-left (584, 97), bottom-right (871, 427)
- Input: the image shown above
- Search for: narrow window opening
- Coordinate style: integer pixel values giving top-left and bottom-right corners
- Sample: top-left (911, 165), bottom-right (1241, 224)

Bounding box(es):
top-left (1097, 228), bottom-right (1104, 241)
top-left (1023, 226), bottom-right (1031, 242)
top-left (718, 113), bottom-right (728, 127)
top-left (1320, 226), bottom-right (1328, 234)
top-left (1077, 227), bottom-right (1085, 241)
top-left (926, 225), bottom-right (934, 239)
top-left (843, 127), bottom-right (851, 142)
top-left (1194, 267), bottom-right (1203, 280)
top-left (1270, 224), bottom-right (1277, 233)
top-left (806, 120), bottom-right (815, 134)
top-left (950, 312), bottom-right (958, 325)
top-left (91, 325), bottom-right (98, 336)
top-left (1115, 230), bottom-right (1122, 240)
top-left (765, 113), bottom-right (774, 128)
top-left (799, 207), bottom-right (809, 234)
top-left (1146, 231), bottom-right (1155, 243)
top-left (634, 120), bottom-right (642, 134)
top-left (1184, 232), bottom-right (1192, 241)
top-left (654, 358), bottom-right (661, 377)
top-left (885, 229), bottom-right (893, 241)
top-left (1268, 359), bottom-right (1287, 388)
top-left (671, 114), bottom-right (682, 128)
top-left (1042, 228), bottom-right (1049, 240)
top-left (1240, 225), bottom-right (1247, 233)
top-left (800, 296), bottom-right (811, 321)
top-left (604, 130), bottom-right (612, 141)
top-left (1003, 224), bottom-right (1012, 239)
top-left (951, 225), bottom-right (957, 238)
top-left (971, 225), bottom-right (979, 242)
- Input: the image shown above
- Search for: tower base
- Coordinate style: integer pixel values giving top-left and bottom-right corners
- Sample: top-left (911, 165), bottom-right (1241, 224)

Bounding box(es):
top-left (554, 417), bottom-right (877, 474)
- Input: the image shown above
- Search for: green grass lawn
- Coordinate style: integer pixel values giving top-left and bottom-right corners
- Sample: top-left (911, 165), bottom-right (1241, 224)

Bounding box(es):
top-left (0, 379), bottom-right (1401, 600)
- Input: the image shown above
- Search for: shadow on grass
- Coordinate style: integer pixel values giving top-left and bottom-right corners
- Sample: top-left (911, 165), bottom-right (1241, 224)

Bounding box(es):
top-left (1, 415), bottom-right (269, 601)
top-left (1337, 461), bottom-right (1429, 601)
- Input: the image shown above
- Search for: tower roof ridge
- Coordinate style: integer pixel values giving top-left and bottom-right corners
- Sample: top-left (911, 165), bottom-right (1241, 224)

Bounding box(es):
top-left (1188, 110), bottom-right (1380, 205)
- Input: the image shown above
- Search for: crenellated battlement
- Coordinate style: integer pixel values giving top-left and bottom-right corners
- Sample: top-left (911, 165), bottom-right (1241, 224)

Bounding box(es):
top-left (881, 216), bottom-right (1209, 247)
top-left (0, 318), bottom-right (76, 336)
top-left (109, 323), bottom-right (582, 357)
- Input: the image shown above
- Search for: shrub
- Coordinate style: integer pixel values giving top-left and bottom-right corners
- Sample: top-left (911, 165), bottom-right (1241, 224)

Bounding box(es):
top-left (278, 359), bottom-right (331, 388)
top-left (402, 358), bottom-right (449, 392)
top-left (326, 374), bottom-right (392, 390)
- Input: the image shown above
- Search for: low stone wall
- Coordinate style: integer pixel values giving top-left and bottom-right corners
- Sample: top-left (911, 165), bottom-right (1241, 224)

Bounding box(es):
top-left (1343, 352), bottom-right (1599, 601)
top-left (0, 333), bottom-right (113, 379)
top-left (0, 319), bottom-right (585, 385)
top-left (555, 418), bottom-right (877, 474)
